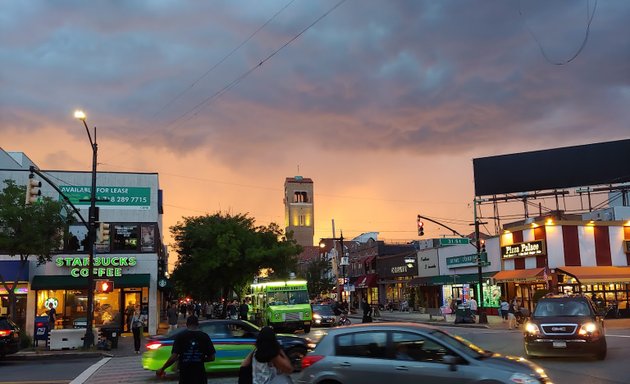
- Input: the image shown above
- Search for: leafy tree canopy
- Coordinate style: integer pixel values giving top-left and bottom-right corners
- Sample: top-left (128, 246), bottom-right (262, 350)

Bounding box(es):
top-left (170, 212), bottom-right (302, 301)
top-left (302, 258), bottom-right (335, 299)
top-left (0, 179), bottom-right (71, 319)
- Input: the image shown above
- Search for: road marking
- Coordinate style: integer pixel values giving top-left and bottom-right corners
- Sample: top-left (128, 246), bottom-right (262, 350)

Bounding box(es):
top-left (0, 382), bottom-right (69, 384)
top-left (607, 334), bottom-right (630, 338)
top-left (69, 357), bottom-right (111, 384)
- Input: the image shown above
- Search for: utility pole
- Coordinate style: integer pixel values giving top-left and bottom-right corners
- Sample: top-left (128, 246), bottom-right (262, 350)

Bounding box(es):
top-left (472, 200), bottom-right (488, 324)
top-left (75, 110), bottom-right (98, 348)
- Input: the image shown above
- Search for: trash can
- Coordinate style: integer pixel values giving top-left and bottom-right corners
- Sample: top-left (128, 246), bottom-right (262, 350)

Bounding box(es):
top-left (454, 304), bottom-right (475, 324)
top-left (99, 326), bottom-right (121, 349)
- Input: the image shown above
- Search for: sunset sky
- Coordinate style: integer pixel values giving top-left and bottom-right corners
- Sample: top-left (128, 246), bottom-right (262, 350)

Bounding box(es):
top-left (2, 1), bottom-right (629, 267)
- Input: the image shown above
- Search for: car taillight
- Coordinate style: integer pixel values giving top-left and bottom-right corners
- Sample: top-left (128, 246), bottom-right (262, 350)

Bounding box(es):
top-left (0, 330), bottom-right (12, 337)
top-left (301, 355), bottom-right (325, 369)
top-left (146, 341), bottom-right (163, 350)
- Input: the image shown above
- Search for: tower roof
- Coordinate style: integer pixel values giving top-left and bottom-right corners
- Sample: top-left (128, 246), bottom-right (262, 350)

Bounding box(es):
top-left (285, 176), bottom-right (313, 183)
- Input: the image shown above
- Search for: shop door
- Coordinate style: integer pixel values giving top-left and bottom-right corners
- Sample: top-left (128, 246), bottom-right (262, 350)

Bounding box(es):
top-left (123, 291), bottom-right (141, 332)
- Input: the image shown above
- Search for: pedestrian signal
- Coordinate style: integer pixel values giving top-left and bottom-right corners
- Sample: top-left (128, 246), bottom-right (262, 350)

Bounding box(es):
top-left (97, 280), bottom-right (114, 293)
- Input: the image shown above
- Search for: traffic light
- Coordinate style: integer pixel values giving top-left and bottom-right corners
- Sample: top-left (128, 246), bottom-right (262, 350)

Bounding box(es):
top-left (25, 175), bottom-right (42, 205)
top-left (480, 239), bottom-right (486, 254)
top-left (96, 280), bottom-right (114, 293)
top-left (157, 258), bottom-right (166, 278)
top-left (417, 215), bottom-right (424, 236)
top-left (97, 222), bottom-right (111, 244)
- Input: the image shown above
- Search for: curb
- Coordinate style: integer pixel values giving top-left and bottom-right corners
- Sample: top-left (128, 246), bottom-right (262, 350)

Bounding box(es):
top-left (347, 315), bottom-right (491, 329)
top-left (6, 350), bottom-right (112, 361)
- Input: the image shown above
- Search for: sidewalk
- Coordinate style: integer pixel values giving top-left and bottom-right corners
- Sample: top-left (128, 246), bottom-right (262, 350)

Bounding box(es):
top-left (348, 309), bottom-right (630, 330)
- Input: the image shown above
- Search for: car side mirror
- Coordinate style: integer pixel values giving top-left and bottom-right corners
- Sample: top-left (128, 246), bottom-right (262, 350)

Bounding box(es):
top-left (443, 355), bottom-right (459, 371)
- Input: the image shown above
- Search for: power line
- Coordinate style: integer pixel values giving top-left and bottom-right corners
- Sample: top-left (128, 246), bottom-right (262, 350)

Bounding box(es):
top-left (518, 0), bottom-right (598, 65)
top-left (165, 0), bottom-right (347, 129)
top-left (152, 0), bottom-right (296, 118)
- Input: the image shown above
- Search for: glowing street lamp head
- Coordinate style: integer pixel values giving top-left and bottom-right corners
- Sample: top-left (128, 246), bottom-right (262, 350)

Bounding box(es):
top-left (74, 110), bottom-right (86, 120)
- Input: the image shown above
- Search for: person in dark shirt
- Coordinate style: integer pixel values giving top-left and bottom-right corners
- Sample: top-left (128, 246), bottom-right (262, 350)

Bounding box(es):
top-left (156, 315), bottom-right (216, 384)
top-left (239, 298), bottom-right (250, 321)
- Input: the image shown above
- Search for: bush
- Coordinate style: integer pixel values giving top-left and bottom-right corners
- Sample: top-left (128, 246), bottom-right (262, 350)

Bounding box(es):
top-left (19, 331), bottom-right (32, 349)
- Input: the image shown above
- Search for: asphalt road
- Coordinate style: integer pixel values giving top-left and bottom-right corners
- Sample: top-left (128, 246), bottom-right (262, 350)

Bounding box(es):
top-left (6, 326), bottom-right (628, 384)
top-left (0, 356), bottom-right (101, 384)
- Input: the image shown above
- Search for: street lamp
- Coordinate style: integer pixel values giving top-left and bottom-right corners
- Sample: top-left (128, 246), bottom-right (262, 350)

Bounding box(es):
top-left (75, 110), bottom-right (98, 348)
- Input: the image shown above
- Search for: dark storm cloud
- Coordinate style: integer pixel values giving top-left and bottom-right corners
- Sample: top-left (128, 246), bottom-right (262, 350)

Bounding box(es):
top-left (2, 1), bottom-right (628, 163)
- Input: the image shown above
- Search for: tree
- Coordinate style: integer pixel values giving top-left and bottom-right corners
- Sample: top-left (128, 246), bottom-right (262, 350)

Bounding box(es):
top-left (303, 258), bottom-right (335, 299)
top-left (0, 179), bottom-right (70, 322)
top-left (170, 212), bottom-right (302, 314)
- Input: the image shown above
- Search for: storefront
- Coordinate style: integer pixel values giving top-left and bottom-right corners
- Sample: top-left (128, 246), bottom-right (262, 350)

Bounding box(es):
top-left (376, 252), bottom-right (418, 309)
top-left (28, 253), bottom-right (159, 334)
top-left (352, 273), bottom-right (378, 309)
top-left (497, 218), bottom-right (630, 315)
top-left (492, 268), bottom-right (547, 313)
top-left (0, 260), bottom-right (30, 330)
top-left (555, 266), bottom-right (630, 317)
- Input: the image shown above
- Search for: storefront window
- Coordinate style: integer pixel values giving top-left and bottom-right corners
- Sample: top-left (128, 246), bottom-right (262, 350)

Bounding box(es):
top-left (36, 289), bottom-right (121, 328)
top-left (140, 224), bottom-right (156, 252)
top-left (112, 225), bottom-right (139, 251)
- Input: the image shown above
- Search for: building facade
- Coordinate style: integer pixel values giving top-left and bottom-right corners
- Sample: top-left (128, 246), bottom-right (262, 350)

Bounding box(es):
top-left (493, 213), bottom-right (630, 315)
top-left (284, 176), bottom-right (314, 247)
top-left (0, 149), bottom-right (165, 335)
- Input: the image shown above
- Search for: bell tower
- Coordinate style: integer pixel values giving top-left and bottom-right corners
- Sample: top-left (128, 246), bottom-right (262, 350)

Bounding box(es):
top-left (284, 176), bottom-right (314, 247)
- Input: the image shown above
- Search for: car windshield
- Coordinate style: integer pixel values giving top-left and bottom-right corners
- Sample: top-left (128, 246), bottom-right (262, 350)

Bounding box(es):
top-left (267, 290), bottom-right (309, 305)
top-left (312, 305), bottom-right (335, 315)
top-left (534, 300), bottom-right (592, 317)
top-left (429, 329), bottom-right (490, 359)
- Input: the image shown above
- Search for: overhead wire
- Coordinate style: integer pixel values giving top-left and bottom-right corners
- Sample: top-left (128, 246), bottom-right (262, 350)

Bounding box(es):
top-left (518, 0), bottom-right (598, 65)
top-left (152, 0), bottom-right (296, 118)
top-left (164, 0), bottom-right (347, 130)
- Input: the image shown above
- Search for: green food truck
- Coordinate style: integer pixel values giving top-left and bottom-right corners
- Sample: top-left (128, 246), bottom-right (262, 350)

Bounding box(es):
top-left (250, 280), bottom-right (312, 333)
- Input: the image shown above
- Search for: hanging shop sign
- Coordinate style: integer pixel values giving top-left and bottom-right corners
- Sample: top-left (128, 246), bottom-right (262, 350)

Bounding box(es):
top-left (55, 256), bottom-right (137, 278)
top-left (59, 186), bottom-right (151, 210)
top-left (501, 240), bottom-right (546, 259)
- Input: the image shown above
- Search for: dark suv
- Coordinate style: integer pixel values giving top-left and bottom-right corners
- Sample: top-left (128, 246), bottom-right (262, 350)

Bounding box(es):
top-left (0, 316), bottom-right (21, 357)
top-left (523, 295), bottom-right (607, 360)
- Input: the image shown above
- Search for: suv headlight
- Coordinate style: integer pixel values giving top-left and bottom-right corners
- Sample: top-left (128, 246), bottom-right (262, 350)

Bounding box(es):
top-left (578, 322), bottom-right (599, 336)
top-left (524, 322), bottom-right (540, 336)
top-left (509, 373), bottom-right (542, 384)
top-left (313, 314), bottom-right (321, 320)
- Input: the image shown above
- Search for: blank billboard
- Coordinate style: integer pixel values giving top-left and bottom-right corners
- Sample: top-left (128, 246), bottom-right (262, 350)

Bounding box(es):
top-left (473, 139), bottom-right (630, 197)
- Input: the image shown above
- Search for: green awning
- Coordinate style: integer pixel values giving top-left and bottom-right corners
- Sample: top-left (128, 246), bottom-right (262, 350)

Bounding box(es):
top-left (409, 273), bottom-right (495, 286)
top-left (31, 274), bottom-right (150, 290)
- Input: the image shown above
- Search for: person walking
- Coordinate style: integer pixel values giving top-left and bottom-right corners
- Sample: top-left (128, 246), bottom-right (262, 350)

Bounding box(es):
top-left (157, 316), bottom-right (216, 384)
top-left (500, 298), bottom-right (510, 322)
top-left (131, 305), bottom-right (147, 354)
top-left (468, 297), bottom-right (478, 321)
top-left (361, 297), bottom-right (372, 323)
top-left (167, 303), bottom-right (179, 333)
top-left (507, 298), bottom-right (517, 330)
top-left (241, 326), bottom-right (293, 384)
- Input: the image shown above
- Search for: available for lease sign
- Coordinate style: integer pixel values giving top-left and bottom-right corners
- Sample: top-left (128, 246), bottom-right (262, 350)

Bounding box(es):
top-left (59, 186), bottom-right (150, 210)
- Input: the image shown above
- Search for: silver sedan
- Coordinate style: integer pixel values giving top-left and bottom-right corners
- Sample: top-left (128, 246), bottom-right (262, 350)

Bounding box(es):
top-left (296, 322), bottom-right (552, 384)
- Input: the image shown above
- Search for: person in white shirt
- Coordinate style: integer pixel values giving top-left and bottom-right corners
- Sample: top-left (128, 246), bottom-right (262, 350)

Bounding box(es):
top-left (469, 297), bottom-right (478, 315)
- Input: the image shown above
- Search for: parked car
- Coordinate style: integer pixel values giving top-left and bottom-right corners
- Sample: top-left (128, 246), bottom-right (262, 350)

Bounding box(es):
top-left (296, 322), bottom-right (552, 384)
top-left (142, 319), bottom-right (313, 374)
top-left (524, 294), bottom-right (607, 360)
top-left (311, 304), bottom-right (337, 327)
top-left (0, 316), bottom-right (21, 358)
